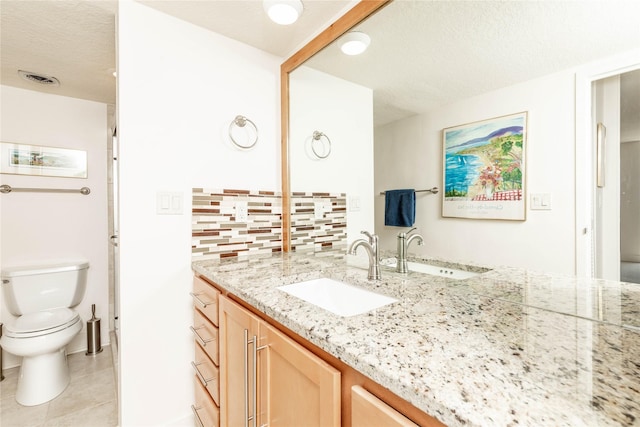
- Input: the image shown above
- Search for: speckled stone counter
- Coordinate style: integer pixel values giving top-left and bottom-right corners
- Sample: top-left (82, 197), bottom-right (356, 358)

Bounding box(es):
top-left (192, 251), bottom-right (640, 427)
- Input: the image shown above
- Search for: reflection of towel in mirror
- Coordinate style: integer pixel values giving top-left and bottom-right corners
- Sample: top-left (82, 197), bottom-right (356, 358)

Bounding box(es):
top-left (384, 189), bottom-right (415, 227)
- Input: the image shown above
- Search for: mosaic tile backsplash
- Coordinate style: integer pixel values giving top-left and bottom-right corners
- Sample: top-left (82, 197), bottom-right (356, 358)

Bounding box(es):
top-left (192, 188), bottom-right (347, 260)
top-left (290, 192), bottom-right (347, 252)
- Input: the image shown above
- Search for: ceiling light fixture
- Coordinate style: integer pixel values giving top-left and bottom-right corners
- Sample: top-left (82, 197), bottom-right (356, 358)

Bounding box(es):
top-left (339, 31), bottom-right (371, 56)
top-left (264, 0), bottom-right (303, 25)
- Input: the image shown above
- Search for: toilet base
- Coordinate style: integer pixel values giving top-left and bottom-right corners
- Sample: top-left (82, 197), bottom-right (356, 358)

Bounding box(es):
top-left (16, 347), bottom-right (70, 406)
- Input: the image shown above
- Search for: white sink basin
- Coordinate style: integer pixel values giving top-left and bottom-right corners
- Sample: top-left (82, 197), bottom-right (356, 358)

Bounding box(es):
top-left (277, 278), bottom-right (397, 317)
top-left (380, 259), bottom-right (480, 279)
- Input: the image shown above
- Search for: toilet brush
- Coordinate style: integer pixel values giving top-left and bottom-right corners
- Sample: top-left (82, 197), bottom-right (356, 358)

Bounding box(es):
top-left (86, 304), bottom-right (103, 355)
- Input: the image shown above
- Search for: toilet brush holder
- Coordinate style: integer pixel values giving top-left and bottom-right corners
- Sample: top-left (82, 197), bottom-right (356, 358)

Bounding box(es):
top-left (86, 304), bottom-right (103, 356)
top-left (1, 322), bottom-right (4, 381)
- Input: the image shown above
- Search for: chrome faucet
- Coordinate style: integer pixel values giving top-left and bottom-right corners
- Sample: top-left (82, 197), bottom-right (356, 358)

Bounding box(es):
top-left (396, 227), bottom-right (424, 273)
top-left (348, 231), bottom-right (381, 280)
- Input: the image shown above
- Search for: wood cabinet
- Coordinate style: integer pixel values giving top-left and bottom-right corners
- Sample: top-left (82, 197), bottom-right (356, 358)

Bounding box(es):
top-left (191, 276), bottom-right (221, 427)
top-left (219, 295), bottom-right (341, 427)
top-left (351, 385), bottom-right (418, 427)
top-left (194, 273), bottom-right (444, 427)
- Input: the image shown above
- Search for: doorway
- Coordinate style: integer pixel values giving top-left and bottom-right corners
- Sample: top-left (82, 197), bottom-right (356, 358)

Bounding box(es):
top-left (576, 54), bottom-right (640, 281)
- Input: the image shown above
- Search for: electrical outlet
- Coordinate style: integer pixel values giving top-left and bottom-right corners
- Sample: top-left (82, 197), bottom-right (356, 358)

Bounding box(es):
top-left (235, 201), bottom-right (248, 222)
top-left (314, 202), bottom-right (324, 220)
top-left (349, 196), bottom-right (361, 212)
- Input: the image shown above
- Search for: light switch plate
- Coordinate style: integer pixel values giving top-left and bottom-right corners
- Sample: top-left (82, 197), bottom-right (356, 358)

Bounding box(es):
top-left (530, 193), bottom-right (552, 210)
top-left (156, 191), bottom-right (183, 215)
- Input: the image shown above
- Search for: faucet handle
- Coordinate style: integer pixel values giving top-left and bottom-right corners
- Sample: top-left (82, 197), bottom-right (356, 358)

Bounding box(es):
top-left (397, 227), bottom-right (417, 238)
top-left (361, 230), bottom-right (374, 243)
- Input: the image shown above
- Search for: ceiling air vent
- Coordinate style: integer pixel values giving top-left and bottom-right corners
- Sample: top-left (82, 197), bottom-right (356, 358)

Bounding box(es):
top-left (18, 70), bottom-right (60, 87)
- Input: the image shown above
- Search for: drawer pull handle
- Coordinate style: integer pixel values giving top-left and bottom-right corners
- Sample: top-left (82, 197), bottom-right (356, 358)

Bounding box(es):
top-left (190, 325), bottom-right (215, 347)
top-left (191, 361), bottom-right (216, 387)
top-left (190, 292), bottom-right (215, 308)
top-left (191, 405), bottom-right (205, 427)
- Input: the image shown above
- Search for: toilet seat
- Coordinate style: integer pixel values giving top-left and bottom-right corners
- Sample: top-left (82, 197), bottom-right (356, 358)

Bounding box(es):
top-left (4, 308), bottom-right (80, 338)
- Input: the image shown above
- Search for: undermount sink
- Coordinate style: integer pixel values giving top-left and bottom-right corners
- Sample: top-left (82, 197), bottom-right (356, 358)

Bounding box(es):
top-left (380, 259), bottom-right (481, 280)
top-left (277, 278), bottom-right (398, 317)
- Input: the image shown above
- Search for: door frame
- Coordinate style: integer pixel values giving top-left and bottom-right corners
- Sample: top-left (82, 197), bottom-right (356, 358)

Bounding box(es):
top-left (575, 48), bottom-right (640, 277)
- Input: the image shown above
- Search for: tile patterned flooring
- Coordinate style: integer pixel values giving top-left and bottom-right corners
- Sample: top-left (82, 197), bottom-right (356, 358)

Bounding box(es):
top-left (0, 343), bottom-right (118, 427)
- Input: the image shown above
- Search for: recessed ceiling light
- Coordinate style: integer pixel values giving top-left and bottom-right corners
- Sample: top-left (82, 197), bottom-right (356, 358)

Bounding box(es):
top-left (264, 0), bottom-right (303, 25)
top-left (339, 32), bottom-right (371, 56)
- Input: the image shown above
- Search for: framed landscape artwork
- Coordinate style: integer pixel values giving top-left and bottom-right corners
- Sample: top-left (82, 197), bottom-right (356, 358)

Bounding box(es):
top-left (442, 112), bottom-right (527, 220)
top-left (0, 142), bottom-right (87, 178)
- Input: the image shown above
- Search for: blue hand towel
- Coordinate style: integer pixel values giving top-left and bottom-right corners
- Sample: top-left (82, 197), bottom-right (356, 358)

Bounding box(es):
top-left (384, 189), bottom-right (415, 227)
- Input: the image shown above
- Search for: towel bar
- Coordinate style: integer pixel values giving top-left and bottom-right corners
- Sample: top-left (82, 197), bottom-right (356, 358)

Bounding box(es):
top-left (379, 187), bottom-right (438, 196)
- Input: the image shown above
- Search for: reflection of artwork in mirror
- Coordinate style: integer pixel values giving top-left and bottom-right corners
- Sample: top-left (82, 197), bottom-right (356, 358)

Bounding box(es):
top-left (442, 112), bottom-right (527, 221)
top-left (0, 142), bottom-right (88, 178)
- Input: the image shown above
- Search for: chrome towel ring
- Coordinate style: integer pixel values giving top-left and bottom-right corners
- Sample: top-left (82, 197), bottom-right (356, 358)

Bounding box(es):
top-left (311, 131), bottom-right (331, 159)
top-left (229, 115), bottom-right (258, 150)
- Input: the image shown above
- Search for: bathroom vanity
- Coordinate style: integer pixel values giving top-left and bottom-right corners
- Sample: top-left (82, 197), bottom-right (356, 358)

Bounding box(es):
top-left (192, 251), bottom-right (640, 426)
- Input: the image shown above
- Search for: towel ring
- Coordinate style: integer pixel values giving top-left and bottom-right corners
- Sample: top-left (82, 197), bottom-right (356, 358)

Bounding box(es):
top-left (311, 131), bottom-right (331, 159)
top-left (229, 115), bottom-right (258, 150)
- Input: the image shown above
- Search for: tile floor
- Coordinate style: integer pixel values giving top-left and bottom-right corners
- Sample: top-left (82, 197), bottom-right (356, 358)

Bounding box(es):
top-left (0, 343), bottom-right (118, 427)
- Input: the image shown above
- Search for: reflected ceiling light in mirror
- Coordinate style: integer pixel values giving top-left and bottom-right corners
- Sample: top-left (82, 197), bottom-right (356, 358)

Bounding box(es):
top-left (338, 31), bottom-right (371, 55)
top-left (264, 0), bottom-right (303, 25)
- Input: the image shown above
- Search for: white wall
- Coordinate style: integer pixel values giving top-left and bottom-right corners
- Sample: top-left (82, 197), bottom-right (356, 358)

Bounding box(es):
top-left (290, 66), bottom-right (375, 241)
top-left (0, 85), bottom-right (109, 367)
top-left (117, 2), bottom-right (280, 425)
top-left (375, 69), bottom-right (576, 274)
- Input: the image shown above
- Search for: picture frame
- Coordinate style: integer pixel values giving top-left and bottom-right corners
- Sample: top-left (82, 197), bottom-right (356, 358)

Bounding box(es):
top-left (442, 112), bottom-right (527, 220)
top-left (0, 142), bottom-right (87, 178)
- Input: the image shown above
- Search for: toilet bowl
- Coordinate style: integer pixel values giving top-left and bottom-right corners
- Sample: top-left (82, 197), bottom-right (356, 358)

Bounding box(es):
top-left (1, 261), bottom-right (89, 406)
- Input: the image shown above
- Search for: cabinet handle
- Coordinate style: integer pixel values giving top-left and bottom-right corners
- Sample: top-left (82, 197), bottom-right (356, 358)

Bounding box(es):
top-left (244, 329), bottom-right (267, 427)
top-left (190, 325), bottom-right (215, 347)
top-left (191, 361), bottom-right (216, 387)
top-left (191, 405), bottom-right (205, 427)
top-left (244, 329), bottom-right (250, 427)
top-left (190, 292), bottom-right (215, 308)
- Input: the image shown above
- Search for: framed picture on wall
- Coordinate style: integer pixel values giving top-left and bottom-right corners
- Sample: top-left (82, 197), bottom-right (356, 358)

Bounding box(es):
top-left (0, 142), bottom-right (87, 178)
top-left (442, 112), bottom-right (527, 220)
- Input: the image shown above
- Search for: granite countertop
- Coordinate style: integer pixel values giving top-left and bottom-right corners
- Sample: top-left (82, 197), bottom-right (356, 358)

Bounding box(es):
top-left (192, 251), bottom-right (640, 427)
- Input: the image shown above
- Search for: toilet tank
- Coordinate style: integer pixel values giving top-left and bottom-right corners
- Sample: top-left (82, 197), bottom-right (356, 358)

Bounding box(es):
top-left (1, 261), bottom-right (89, 316)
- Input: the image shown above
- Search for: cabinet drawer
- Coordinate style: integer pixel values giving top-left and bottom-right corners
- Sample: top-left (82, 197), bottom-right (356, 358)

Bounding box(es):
top-left (193, 373), bottom-right (220, 427)
top-left (192, 309), bottom-right (219, 366)
top-left (194, 342), bottom-right (220, 406)
top-left (192, 276), bottom-right (220, 326)
top-left (352, 385), bottom-right (417, 427)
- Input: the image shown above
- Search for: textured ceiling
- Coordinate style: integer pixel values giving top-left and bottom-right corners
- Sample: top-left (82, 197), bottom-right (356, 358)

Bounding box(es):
top-left (0, 0), bottom-right (349, 106)
top-left (0, 0), bottom-right (117, 105)
top-left (304, 0), bottom-right (640, 125)
top-left (1, 0), bottom-right (638, 126)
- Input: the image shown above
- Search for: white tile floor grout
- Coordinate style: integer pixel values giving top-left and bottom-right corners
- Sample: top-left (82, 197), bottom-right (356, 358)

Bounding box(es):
top-left (0, 341), bottom-right (118, 427)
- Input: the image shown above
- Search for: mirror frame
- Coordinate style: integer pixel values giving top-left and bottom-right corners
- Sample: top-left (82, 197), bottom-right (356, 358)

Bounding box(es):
top-left (280, 0), bottom-right (390, 252)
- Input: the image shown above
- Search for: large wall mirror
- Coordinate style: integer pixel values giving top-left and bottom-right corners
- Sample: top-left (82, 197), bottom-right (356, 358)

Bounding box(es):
top-left (281, 0), bottom-right (640, 275)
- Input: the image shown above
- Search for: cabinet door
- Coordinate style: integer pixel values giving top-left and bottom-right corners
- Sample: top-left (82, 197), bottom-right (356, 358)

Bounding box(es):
top-left (260, 323), bottom-right (340, 427)
top-left (219, 296), bottom-right (261, 427)
top-left (351, 385), bottom-right (418, 427)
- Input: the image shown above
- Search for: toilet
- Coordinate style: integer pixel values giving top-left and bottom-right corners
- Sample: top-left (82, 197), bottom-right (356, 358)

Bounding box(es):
top-left (0, 261), bottom-right (89, 406)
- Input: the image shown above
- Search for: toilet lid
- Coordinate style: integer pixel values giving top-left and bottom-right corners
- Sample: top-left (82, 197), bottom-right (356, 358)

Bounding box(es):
top-left (4, 308), bottom-right (80, 338)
